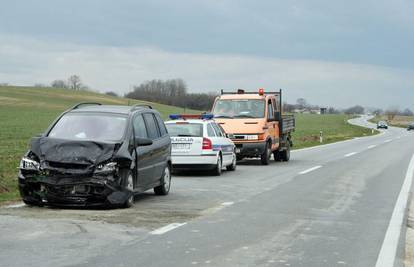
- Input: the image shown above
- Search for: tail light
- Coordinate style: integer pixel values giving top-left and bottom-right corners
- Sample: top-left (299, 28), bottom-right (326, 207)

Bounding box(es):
top-left (202, 138), bottom-right (212, 150)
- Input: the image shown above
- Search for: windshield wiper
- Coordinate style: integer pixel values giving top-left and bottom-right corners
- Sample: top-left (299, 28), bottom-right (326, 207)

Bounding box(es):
top-left (176, 134), bottom-right (197, 137)
top-left (234, 114), bottom-right (256, 118)
top-left (214, 115), bottom-right (234, 118)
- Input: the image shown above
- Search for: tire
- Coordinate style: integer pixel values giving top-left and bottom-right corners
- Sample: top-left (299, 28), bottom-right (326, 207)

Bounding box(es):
top-left (154, 165), bottom-right (171, 196)
top-left (273, 151), bottom-right (282, 162)
top-left (280, 142), bottom-right (291, 162)
top-left (23, 199), bottom-right (41, 207)
top-left (261, 142), bottom-right (271, 165)
top-left (212, 155), bottom-right (223, 176)
top-left (226, 152), bottom-right (237, 171)
top-left (120, 169), bottom-right (134, 208)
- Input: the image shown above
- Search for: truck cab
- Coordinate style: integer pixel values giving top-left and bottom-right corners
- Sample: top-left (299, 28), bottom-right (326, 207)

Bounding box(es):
top-left (212, 89), bottom-right (295, 165)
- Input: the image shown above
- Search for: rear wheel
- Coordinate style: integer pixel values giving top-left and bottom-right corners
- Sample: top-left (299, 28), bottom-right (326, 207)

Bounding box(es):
top-left (280, 142), bottom-right (291, 162)
top-left (213, 155), bottom-right (223, 176)
top-left (273, 150), bottom-right (282, 162)
top-left (154, 165), bottom-right (171, 195)
top-left (261, 142), bottom-right (271, 165)
top-left (226, 152), bottom-right (237, 171)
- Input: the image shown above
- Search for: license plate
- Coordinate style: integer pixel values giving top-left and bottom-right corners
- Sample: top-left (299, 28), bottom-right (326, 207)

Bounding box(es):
top-left (173, 143), bottom-right (191, 150)
top-left (235, 148), bottom-right (241, 153)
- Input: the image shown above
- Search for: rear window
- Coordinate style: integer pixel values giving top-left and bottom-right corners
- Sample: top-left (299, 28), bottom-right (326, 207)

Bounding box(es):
top-left (166, 123), bottom-right (203, 137)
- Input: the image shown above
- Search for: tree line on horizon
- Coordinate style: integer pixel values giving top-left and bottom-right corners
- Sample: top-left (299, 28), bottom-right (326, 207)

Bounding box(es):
top-left (2, 75), bottom-right (412, 116)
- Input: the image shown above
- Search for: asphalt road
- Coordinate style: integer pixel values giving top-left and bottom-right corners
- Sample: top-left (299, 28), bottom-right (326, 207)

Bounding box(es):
top-left (1, 116), bottom-right (413, 267)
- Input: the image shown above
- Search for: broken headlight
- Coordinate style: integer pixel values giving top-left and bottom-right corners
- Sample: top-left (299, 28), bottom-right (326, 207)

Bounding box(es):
top-left (94, 162), bottom-right (118, 174)
top-left (19, 157), bottom-right (41, 171)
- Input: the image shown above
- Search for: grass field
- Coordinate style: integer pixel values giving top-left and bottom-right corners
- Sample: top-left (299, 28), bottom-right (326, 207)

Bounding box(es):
top-left (0, 86), bottom-right (376, 202)
top-left (292, 114), bottom-right (377, 149)
top-left (370, 115), bottom-right (414, 128)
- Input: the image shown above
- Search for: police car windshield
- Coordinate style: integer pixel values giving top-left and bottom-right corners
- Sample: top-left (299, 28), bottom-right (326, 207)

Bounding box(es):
top-left (213, 99), bottom-right (265, 118)
top-left (166, 123), bottom-right (203, 137)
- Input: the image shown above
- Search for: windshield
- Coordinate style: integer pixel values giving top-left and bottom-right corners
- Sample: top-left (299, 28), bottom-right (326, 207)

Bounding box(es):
top-left (48, 113), bottom-right (128, 142)
top-left (212, 99), bottom-right (265, 118)
top-left (166, 123), bottom-right (203, 137)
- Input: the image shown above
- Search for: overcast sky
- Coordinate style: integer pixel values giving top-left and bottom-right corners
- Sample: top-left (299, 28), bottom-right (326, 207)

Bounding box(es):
top-left (0, 0), bottom-right (413, 109)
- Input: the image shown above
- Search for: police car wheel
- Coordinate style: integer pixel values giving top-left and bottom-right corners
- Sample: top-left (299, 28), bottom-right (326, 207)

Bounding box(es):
top-left (213, 155), bottom-right (222, 176)
top-left (226, 152), bottom-right (237, 171)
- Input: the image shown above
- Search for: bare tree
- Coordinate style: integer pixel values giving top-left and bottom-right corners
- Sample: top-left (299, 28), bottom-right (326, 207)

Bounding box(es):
top-left (51, 80), bottom-right (67, 89)
top-left (296, 98), bottom-right (308, 109)
top-left (67, 75), bottom-right (82, 90)
top-left (402, 108), bottom-right (413, 116)
top-left (344, 105), bottom-right (365, 115)
top-left (105, 91), bottom-right (119, 97)
top-left (385, 107), bottom-right (400, 121)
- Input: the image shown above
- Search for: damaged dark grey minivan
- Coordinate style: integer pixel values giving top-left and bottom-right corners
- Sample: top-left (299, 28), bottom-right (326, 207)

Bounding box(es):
top-left (18, 103), bottom-right (172, 208)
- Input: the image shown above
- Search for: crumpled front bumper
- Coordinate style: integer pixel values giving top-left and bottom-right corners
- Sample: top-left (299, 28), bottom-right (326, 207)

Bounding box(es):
top-left (18, 172), bottom-right (131, 207)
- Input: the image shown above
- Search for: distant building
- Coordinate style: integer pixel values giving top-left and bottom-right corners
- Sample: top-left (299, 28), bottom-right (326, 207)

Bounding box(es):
top-left (320, 107), bottom-right (327, 114)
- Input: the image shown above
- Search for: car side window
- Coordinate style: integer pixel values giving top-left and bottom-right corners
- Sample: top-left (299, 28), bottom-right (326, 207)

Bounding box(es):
top-left (207, 124), bottom-right (216, 137)
top-left (155, 114), bottom-right (168, 136)
top-left (212, 123), bottom-right (224, 137)
top-left (133, 114), bottom-right (148, 138)
top-left (267, 99), bottom-right (274, 120)
top-left (143, 113), bottom-right (161, 140)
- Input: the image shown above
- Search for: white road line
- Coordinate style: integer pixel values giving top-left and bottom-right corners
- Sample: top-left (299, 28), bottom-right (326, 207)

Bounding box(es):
top-left (150, 222), bottom-right (187, 235)
top-left (5, 203), bottom-right (25, 209)
top-left (221, 202), bottom-right (234, 206)
top-left (375, 153), bottom-right (414, 267)
top-left (367, 145), bottom-right (377, 149)
top-left (384, 139), bottom-right (393, 143)
top-left (344, 152), bottom-right (358, 157)
top-left (298, 166), bottom-right (322, 175)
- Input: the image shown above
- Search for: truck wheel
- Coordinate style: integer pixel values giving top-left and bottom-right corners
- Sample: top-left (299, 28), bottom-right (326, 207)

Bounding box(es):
top-left (273, 151), bottom-right (282, 162)
top-left (154, 165), bottom-right (171, 195)
top-left (212, 155), bottom-right (222, 176)
top-left (226, 152), bottom-right (237, 171)
top-left (261, 142), bottom-right (271, 165)
top-left (281, 142), bottom-right (291, 162)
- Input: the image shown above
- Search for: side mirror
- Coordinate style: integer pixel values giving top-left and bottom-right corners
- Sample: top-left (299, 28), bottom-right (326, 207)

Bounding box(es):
top-left (135, 137), bottom-right (153, 147)
top-left (274, 111), bottom-right (281, 121)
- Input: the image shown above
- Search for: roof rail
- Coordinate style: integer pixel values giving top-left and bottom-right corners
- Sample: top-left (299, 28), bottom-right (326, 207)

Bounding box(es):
top-left (70, 102), bottom-right (102, 110)
top-left (220, 89), bottom-right (281, 95)
top-left (131, 104), bottom-right (153, 110)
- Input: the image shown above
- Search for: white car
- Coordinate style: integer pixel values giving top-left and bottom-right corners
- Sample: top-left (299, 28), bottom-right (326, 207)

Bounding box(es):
top-left (165, 114), bottom-right (237, 175)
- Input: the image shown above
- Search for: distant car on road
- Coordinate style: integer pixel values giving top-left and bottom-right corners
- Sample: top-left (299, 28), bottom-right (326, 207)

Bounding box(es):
top-left (408, 123), bottom-right (414, 131)
top-left (165, 114), bottom-right (236, 175)
top-left (18, 103), bottom-right (172, 208)
top-left (377, 121), bottom-right (388, 129)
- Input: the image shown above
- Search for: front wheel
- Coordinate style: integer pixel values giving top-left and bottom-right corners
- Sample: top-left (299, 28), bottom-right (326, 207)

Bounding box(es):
top-left (261, 142), bottom-right (271, 165)
top-left (154, 165), bottom-right (172, 195)
top-left (120, 169), bottom-right (134, 208)
top-left (226, 152), bottom-right (237, 171)
top-left (212, 155), bottom-right (223, 176)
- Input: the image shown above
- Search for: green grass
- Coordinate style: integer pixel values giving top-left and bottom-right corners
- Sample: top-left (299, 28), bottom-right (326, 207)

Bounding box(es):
top-left (292, 114), bottom-right (378, 149)
top-left (0, 86), bottom-right (200, 202)
top-left (369, 115), bottom-right (414, 128)
top-left (0, 86), bottom-right (377, 202)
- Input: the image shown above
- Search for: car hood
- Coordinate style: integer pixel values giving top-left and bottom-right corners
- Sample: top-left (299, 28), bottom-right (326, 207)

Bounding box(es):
top-left (30, 137), bottom-right (118, 166)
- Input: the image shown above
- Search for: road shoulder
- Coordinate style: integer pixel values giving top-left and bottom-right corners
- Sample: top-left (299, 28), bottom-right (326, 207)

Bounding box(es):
top-left (406, 197), bottom-right (414, 266)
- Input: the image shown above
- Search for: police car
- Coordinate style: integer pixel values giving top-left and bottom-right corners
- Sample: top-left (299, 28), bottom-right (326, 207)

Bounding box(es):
top-left (165, 114), bottom-right (236, 175)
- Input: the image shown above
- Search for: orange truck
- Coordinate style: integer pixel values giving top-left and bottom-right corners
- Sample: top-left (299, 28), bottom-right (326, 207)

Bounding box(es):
top-left (212, 89), bottom-right (295, 165)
